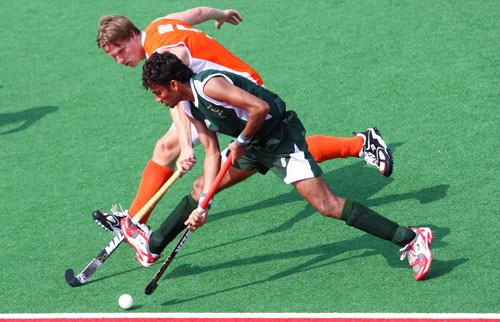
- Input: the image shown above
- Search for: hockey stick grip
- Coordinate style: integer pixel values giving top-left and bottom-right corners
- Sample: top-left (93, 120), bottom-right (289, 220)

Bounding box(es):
top-left (132, 170), bottom-right (183, 225)
top-left (197, 154), bottom-right (232, 212)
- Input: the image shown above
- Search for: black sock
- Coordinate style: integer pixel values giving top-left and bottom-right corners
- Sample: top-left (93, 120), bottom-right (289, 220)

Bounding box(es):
top-left (340, 200), bottom-right (416, 246)
top-left (149, 194), bottom-right (197, 254)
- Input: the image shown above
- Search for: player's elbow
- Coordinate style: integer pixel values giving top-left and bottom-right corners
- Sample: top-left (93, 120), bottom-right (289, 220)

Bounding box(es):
top-left (256, 101), bottom-right (270, 118)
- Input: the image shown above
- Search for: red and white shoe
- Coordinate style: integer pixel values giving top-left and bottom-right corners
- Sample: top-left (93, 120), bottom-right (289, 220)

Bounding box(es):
top-left (120, 216), bottom-right (161, 268)
top-left (400, 227), bottom-right (433, 281)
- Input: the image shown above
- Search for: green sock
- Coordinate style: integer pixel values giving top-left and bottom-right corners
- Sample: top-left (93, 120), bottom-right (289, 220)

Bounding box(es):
top-left (340, 200), bottom-right (415, 246)
top-left (149, 194), bottom-right (197, 254)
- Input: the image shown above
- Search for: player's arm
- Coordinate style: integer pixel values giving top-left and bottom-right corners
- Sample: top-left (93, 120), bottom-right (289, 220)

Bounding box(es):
top-left (156, 46), bottom-right (190, 66)
top-left (169, 102), bottom-right (196, 173)
top-left (203, 76), bottom-right (270, 164)
top-left (165, 7), bottom-right (242, 29)
top-left (184, 115), bottom-right (221, 231)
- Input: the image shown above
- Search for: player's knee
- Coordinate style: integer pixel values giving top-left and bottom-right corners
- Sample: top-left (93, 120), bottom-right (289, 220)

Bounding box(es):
top-left (191, 176), bottom-right (204, 200)
top-left (316, 199), bottom-right (343, 219)
top-left (152, 136), bottom-right (180, 166)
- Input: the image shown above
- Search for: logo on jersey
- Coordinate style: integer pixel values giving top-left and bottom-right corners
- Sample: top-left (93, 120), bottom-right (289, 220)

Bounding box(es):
top-left (157, 24), bottom-right (212, 39)
top-left (204, 119), bottom-right (212, 128)
top-left (207, 105), bottom-right (224, 115)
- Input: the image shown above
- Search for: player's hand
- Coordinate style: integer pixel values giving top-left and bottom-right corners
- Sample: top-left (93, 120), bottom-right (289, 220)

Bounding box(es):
top-left (177, 147), bottom-right (197, 173)
top-left (185, 208), bottom-right (208, 231)
top-left (228, 140), bottom-right (246, 164)
top-left (215, 9), bottom-right (242, 29)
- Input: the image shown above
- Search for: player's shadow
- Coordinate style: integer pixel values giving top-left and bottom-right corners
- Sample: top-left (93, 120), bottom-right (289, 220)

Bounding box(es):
top-left (209, 143), bottom-right (448, 224)
top-left (0, 105), bottom-right (58, 135)
top-left (82, 266), bottom-right (142, 285)
top-left (162, 225), bottom-right (464, 306)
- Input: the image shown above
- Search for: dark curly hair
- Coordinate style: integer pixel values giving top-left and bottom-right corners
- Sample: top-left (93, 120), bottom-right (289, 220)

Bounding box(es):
top-left (142, 52), bottom-right (194, 90)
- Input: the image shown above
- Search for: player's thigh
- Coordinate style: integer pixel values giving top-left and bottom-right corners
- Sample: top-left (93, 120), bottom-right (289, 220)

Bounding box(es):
top-left (218, 166), bottom-right (256, 191)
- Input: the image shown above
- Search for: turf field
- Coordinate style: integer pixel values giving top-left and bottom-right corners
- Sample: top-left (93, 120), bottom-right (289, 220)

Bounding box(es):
top-left (1, 0), bottom-right (499, 315)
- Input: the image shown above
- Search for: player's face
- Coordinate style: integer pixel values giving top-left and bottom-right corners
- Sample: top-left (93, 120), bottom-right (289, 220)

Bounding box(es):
top-left (150, 83), bottom-right (182, 108)
top-left (103, 34), bottom-right (144, 67)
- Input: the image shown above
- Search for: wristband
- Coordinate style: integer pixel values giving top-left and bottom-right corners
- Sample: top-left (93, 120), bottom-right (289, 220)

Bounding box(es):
top-left (198, 193), bottom-right (212, 209)
top-left (235, 133), bottom-right (252, 146)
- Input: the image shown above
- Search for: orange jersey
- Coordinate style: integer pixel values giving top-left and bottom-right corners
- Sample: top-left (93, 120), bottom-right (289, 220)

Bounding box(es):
top-left (143, 18), bottom-right (263, 86)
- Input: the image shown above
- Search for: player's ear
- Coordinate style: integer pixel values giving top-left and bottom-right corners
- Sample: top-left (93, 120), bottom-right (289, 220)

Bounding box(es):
top-left (169, 80), bottom-right (179, 91)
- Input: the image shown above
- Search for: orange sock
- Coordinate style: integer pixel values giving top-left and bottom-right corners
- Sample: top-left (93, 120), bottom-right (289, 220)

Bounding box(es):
top-left (129, 160), bottom-right (174, 224)
top-left (306, 135), bottom-right (364, 163)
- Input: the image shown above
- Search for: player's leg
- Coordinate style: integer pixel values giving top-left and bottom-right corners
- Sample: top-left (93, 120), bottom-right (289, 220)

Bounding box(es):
top-left (293, 176), bottom-right (432, 280)
top-left (292, 176), bottom-right (412, 244)
top-left (305, 127), bottom-right (393, 177)
top-left (277, 112), bottom-right (430, 279)
top-left (306, 135), bottom-right (364, 162)
top-left (127, 128), bottom-right (179, 223)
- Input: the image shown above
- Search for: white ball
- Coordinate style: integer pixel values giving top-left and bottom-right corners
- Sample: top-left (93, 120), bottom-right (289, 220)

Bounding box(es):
top-left (118, 294), bottom-right (134, 309)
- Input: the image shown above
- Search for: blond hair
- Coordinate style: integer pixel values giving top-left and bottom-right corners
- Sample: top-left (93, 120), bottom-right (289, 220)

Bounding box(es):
top-left (97, 15), bottom-right (141, 48)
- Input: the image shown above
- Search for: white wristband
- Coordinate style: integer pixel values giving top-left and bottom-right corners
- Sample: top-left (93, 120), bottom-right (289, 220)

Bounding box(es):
top-left (198, 193), bottom-right (212, 209)
top-left (236, 133), bottom-right (252, 146)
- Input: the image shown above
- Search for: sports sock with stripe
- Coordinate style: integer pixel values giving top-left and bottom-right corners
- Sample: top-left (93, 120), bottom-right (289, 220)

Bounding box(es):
top-left (340, 199), bottom-right (416, 246)
top-left (305, 135), bottom-right (364, 163)
top-left (129, 159), bottom-right (174, 224)
top-left (149, 194), bottom-right (198, 255)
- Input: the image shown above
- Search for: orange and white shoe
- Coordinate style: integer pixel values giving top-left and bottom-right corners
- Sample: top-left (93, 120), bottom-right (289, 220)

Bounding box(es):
top-left (120, 216), bottom-right (161, 268)
top-left (400, 227), bottom-right (433, 280)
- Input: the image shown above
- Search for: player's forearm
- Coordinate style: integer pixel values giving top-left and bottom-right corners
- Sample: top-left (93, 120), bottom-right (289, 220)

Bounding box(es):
top-left (170, 104), bottom-right (192, 151)
top-left (202, 148), bottom-right (221, 195)
top-left (196, 7), bottom-right (226, 24)
top-left (196, 124), bottom-right (222, 196)
top-left (171, 7), bottom-right (225, 26)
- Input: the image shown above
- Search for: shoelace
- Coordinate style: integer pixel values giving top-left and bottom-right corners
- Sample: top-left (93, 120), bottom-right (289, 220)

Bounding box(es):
top-left (399, 244), bottom-right (410, 261)
top-left (363, 152), bottom-right (378, 166)
top-left (399, 244), bottom-right (417, 264)
top-left (110, 204), bottom-right (129, 218)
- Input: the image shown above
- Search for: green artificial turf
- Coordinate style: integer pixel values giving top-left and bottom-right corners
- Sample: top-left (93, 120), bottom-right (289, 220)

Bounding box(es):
top-left (1, 0), bottom-right (499, 314)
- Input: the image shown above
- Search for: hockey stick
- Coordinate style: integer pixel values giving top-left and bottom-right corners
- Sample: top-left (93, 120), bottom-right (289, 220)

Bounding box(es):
top-left (144, 154), bottom-right (232, 295)
top-left (65, 170), bottom-right (183, 287)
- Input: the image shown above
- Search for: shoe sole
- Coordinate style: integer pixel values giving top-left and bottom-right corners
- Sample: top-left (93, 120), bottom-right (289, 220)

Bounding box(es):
top-left (371, 127), bottom-right (393, 177)
top-left (92, 210), bottom-right (122, 234)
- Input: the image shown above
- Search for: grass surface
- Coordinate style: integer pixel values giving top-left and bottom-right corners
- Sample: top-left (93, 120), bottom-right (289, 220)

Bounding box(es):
top-left (1, 0), bottom-right (499, 314)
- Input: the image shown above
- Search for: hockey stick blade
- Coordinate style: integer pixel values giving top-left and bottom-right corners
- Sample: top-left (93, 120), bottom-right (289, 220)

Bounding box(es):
top-left (65, 269), bottom-right (83, 287)
top-left (64, 233), bottom-right (124, 287)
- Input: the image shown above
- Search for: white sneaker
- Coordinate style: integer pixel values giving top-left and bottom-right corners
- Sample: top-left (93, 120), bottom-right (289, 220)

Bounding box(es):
top-left (356, 127), bottom-right (393, 177)
top-left (120, 216), bottom-right (161, 268)
top-left (400, 227), bottom-right (433, 280)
